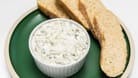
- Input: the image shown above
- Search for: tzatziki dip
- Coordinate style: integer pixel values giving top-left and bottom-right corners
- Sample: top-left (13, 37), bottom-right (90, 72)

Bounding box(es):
top-left (29, 18), bottom-right (90, 65)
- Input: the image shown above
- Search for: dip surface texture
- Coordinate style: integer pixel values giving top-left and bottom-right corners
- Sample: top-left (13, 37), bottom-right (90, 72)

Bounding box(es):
top-left (30, 19), bottom-right (89, 65)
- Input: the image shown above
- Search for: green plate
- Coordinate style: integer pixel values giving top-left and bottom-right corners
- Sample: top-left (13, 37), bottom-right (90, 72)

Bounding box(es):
top-left (5, 7), bottom-right (134, 78)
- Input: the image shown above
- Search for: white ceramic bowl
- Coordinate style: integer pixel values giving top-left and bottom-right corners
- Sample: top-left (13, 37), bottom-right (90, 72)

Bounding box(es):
top-left (29, 18), bottom-right (90, 78)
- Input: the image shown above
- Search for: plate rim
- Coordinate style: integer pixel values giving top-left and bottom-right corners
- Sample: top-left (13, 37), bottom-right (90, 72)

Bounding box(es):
top-left (4, 6), bottom-right (135, 78)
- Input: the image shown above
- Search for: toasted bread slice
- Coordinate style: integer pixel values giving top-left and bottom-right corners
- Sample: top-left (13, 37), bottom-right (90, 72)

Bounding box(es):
top-left (37, 0), bottom-right (69, 18)
top-left (58, 0), bottom-right (90, 29)
top-left (94, 10), bottom-right (127, 77)
top-left (79, 0), bottom-right (105, 25)
top-left (93, 10), bottom-right (123, 42)
top-left (79, 0), bottom-right (106, 38)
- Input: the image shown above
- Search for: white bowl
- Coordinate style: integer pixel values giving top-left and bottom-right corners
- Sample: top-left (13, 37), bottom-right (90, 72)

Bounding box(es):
top-left (29, 18), bottom-right (90, 78)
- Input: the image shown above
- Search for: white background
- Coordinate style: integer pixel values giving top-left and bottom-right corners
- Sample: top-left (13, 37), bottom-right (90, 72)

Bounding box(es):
top-left (0, 0), bottom-right (137, 78)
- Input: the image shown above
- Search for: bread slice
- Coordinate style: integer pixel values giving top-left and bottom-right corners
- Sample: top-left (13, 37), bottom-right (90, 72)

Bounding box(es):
top-left (93, 10), bottom-right (123, 42)
top-left (79, 0), bottom-right (106, 38)
top-left (94, 10), bottom-right (127, 77)
top-left (58, 0), bottom-right (90, 29)
top-left (37, 0), bottom-right (69, 18)
top-left (79, 0), bottom-right (105, 25)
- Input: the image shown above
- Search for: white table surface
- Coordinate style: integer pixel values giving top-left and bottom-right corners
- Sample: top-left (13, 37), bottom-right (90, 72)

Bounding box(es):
top-left (0, 0), bottom-right (137, 78)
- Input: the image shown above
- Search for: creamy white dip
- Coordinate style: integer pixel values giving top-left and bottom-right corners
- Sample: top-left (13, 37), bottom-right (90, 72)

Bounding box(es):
top-left (30, 19), bottom-right (89, 65)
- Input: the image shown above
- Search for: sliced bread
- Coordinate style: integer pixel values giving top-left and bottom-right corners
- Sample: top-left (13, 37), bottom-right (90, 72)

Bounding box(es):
top-left (79, 0), bottom-right (106, 25)
top-left (94, 10), bottom-right (127, 77)
top-left (79, 0), bottom-right (106, 38)
top-left (93, 10), bottom-right (123, 42)
top-left (37, 0), bottom-right (69, 18)
top-left (58, 0), bottom-right (90, 29)
top-left (79, 0), bottom-right (127, 77)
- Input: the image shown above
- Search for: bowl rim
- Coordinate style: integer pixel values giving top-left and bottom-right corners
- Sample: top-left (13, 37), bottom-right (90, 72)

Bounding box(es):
top-left (4, 6), bottom-right (135, 78)
top-left (28, 18), bottom-right (91, 67)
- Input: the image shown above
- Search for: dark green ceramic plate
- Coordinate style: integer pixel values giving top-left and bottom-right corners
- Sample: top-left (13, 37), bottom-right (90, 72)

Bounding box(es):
top-left (5, 7), bottom-right (134, 78)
